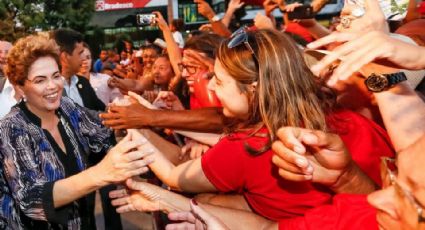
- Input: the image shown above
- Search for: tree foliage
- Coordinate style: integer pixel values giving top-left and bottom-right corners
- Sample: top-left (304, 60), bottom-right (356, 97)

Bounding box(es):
top-left (0, 0), bottom-right (95, 41)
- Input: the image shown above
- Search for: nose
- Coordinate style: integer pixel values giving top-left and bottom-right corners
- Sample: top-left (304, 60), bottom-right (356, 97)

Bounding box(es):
top-left (46, 77), bottom-right (58, 89)
top-left (181, 68), bottom-right (189, 79)
top-left (368, 187), bottom-right (399, 220)
top-left (152, 68), bottom-right (160, 75)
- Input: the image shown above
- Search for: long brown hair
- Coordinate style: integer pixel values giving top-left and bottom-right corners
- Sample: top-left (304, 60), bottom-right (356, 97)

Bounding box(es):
top-left (217, 29), bottom-right (335, 154)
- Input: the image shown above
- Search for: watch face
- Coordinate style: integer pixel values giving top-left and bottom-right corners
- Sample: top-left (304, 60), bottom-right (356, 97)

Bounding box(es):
top-left (365, 74), bottom-right (389, 92)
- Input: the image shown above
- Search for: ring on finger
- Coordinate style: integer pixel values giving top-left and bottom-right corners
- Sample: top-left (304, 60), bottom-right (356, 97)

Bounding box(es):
top-left (340, 16), bottom-right (352, 29)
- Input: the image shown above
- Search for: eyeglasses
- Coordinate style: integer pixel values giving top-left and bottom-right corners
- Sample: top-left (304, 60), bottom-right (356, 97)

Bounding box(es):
top-left (177, 63), bottom-right (198, 75)
top-left (381, 157), bottom-right (425, 223)
top-left (227, 26), bottom-right (259, 67)
top-left (26, 74), bottom-right (64, 87)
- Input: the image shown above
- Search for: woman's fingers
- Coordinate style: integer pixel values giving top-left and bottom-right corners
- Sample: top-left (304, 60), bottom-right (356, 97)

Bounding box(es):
top-left (109, 188), bottom-right (128, 199)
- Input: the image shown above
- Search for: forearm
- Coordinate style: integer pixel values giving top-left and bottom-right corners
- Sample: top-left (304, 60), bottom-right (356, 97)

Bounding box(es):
top-left (149, 107), bottom-right (225, 133)
top-left (374, 82), bottom-right (425, 151)
top-left (159, 194), bottom-right (277, 230)
top-left (133, 77), bottom-right (154, 94)
top-left (138, 128), bottom-right (186, 165)
top-left (210, 20), bottom-right (232, 38)
top-left (148, 150), bottom-right (212, 192)
top-left (53, 166), bottom-right (105, 208)
top-left (222, 8), bottom-right (236, 28)
top-left (195, 193), bottom-right (252, 211)
top-left (174, 130), bottom-right (221, 146)
top-left (200, 203), bottom-right (277, 230)
top-left (404, 0), bottom-right (420, 23)
top-left (330, 162), bottom-right (377, 194)
top-left (393, 43), bottom-right (425, 70)
top-left (161, 26), bottom-right (183, 75)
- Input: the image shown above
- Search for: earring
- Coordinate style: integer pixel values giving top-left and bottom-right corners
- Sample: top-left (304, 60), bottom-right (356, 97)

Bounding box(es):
top-left (22, 95), bottom-right (27, 102)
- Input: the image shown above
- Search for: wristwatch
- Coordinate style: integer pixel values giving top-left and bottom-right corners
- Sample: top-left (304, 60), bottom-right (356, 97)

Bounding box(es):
top-left (209, 15), bottom-right (221, 23)
top-left (364, 72), bottom-right (407, 92)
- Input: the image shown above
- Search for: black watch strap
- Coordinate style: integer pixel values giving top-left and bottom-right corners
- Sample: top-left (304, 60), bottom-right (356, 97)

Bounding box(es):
top-left (386, 72), bottom-right (407, 87)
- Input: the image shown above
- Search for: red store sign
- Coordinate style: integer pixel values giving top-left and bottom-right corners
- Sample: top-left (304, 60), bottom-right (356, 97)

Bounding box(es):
top-left (95, 0), bottom-right (153, 11)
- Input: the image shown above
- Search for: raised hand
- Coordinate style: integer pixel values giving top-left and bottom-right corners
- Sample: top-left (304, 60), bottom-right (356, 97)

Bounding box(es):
top-left (194, 0), bottom-right (216, 20)
top-left (183, 49), bottom-right (215, 73)
top-left (153, 91), bottom-right (185, 110)
top-left (263, 0), bottom-right (279, 16)
top-left (152, 11), bottom-right (169, 31)
top-left (254, 13), bottom-right (275, 30)
top-left (228, 0), bottom-right (245, 11)
top-left (100, 94), bottom-right (155, 130)
top-left (89, 131), bottom-right (154, 185)
top-left (307, 30), bottom-right (425, 86)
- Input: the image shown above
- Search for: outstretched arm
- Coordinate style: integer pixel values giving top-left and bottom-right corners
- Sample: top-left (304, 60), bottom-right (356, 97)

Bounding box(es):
top-left (133, 130), bottom-right (217, 193)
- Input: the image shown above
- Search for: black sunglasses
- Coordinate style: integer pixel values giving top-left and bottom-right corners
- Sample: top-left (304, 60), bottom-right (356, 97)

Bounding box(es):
top-left (227, 26), bottom-right (259, 67)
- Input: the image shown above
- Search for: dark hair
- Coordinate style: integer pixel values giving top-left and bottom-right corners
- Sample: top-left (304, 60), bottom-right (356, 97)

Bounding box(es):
top-left (52, 28), bottom-right (84, 54)
top-left (143, 44), bottom-right (162, 55)
top-left (188, 30), bottom-right (204, 38)
top-left (171, 19), bottom-right (184, 31)
top-left (184, 33), bottom-right (223, 58)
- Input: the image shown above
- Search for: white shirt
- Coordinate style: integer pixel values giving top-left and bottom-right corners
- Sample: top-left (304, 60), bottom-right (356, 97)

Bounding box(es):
top-left (0, 79), bottom-right (18, 118)
top-left (89, 73), bottom-right (122, 105)
top-left (63, 75), bottom-right (84, 106)
top-left (173, 31), bottom-right (185, 48)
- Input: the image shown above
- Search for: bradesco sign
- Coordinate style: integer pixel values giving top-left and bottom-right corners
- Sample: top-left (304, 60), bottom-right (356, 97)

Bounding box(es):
top-left (95, 0), bottom-right (167, 11)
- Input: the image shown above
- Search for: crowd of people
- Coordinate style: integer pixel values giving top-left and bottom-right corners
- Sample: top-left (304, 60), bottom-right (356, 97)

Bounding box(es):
top-left (0, 0), bottom-right (424, 229)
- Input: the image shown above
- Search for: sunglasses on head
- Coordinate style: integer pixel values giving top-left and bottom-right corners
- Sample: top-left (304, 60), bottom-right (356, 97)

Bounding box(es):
top-left (227, 26), bottom-right (259, 67)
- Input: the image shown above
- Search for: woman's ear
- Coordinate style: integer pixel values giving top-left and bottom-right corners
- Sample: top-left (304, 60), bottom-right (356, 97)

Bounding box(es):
top-left (14, 84), bottom-right (25, 100)
top-left (250, 81), bottom-right (258, 92)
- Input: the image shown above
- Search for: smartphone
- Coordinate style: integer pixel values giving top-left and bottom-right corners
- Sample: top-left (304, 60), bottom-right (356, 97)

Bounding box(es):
top-left (286, 5), bottom-right (315, 20)
top-left (136, 13), bottom-right (156, 26)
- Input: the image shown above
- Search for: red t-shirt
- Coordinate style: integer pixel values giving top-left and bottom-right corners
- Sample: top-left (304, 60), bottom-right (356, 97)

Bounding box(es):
top-left (278, 194), bottom-right (378, 230)
top-left (285, 23), bottom-right (315, 43)
top-left (201, 110), bottom-right (393, 221)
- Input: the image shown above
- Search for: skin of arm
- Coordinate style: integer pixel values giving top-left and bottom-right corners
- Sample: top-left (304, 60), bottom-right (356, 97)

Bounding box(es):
top-left (53, 131), bottom-right (151, 208)
top-left (195, 193), bottom-right (253, 211)
top-left (311, 0), bottom-right (331, 13)
top-left (373, 82), bottom-right (425, 151)
top-left (195, 0), bottom-right (232, 37)
top-left (109, 77), bottom-right (154, 95)
top-left (112, 180), bottom-right (278, 230)
top-left (222, 0), bottom-right (245, 28)
top-left (52, 166), bottom-right (107, 207)
top-left (403, 0), bottom-right (420, 23)
top-left (138, 128), bottom-right (189, 165)
top-left (329, 162), bottom-right (378, 194)
top-left (134, 129), bottom-right (216, 193)
top-left (153, 11), bottom-right (182, 77)
top-left (101, 105), bottom-right (225, 133)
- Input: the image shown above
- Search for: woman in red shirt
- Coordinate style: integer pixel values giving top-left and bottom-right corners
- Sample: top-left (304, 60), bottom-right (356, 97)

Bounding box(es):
top-left (113, 29), bottom-right (393, 221)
